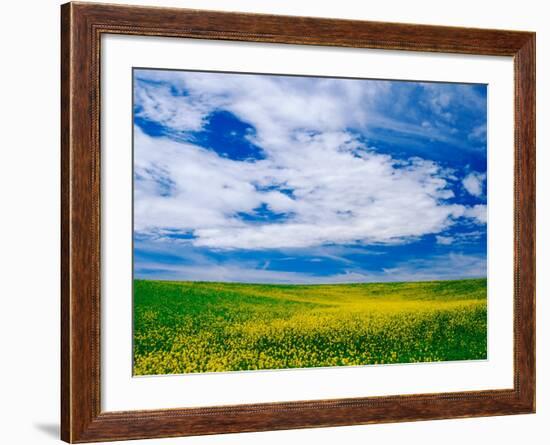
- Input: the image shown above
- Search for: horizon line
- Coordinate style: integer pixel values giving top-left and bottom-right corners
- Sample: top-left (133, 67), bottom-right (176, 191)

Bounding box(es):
top-left (133, 276), bottom-right (487, 286)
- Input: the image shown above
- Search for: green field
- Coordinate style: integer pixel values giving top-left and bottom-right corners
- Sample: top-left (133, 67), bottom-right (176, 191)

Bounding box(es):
top-left (133, 278), bottom-right (487, 375)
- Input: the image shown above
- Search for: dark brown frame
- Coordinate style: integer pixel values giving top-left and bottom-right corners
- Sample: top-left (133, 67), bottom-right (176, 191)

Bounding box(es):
top-left (61, 2), bottom-right (536, 442)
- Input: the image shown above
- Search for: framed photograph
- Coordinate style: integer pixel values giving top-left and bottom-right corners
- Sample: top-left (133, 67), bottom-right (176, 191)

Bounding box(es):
top-left (61, 2), bottom-right (535, 442)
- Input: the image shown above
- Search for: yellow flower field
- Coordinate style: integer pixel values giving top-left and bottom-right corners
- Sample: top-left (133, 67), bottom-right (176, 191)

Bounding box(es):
top-left (133, 278), bottom-right (487, 375)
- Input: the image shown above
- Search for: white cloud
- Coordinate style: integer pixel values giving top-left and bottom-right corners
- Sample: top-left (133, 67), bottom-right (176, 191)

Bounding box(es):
top-left (464, 204), bottom-right (487, 224)
top-left (134, 70), bottom-right (468, 147)
top-left (436, 235), bottom-right (454, 245)
top-left (134, 71), bottom-right (487, 251)
top-left (462, 171), bottom-right (486, 197)
top-left (135, 80), bottom-right (212, 132)
top-left (135, 126), bottom-right (485, 249)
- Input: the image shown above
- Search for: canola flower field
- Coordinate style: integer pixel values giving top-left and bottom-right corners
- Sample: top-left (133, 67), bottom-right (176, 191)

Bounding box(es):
top-left (133, 278), bottom-right (487, 375)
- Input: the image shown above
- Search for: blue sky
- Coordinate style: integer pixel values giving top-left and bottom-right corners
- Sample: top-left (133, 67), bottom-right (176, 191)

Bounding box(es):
top-left (133, 69), bottom-right (487, 283)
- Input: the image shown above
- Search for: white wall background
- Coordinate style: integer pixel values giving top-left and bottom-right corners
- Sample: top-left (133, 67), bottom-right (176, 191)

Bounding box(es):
top-left (0, 0), bottom-right (546, 444)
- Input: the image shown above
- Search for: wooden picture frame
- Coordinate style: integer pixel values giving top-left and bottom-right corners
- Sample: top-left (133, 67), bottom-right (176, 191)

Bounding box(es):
top-left (61, 2), bottom-right (535, 442)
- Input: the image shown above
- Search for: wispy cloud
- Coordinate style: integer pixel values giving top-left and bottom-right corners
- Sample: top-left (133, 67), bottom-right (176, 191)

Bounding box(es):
top-left (435, 235), bottom-right (454, 245)
top-left (379, 253), bottom-right (486, 282)
top-left (135, 251), bottom-right (486, 284)
top-left (468, 123), bottom-right (487, 143)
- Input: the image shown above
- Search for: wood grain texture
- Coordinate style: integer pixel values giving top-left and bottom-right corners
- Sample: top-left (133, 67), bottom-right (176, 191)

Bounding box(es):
top-left (60, 2), bottom-right (536, 442)
top-left (60, 4), bottom-right (71, 441)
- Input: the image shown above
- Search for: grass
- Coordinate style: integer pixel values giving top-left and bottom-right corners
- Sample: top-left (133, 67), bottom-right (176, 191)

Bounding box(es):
top-left (133, 278), bottom-right (487, 375)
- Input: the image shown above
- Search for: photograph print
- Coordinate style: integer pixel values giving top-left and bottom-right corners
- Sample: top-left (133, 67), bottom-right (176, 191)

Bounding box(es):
top-left (132, 68), bottom-right (488, 376)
